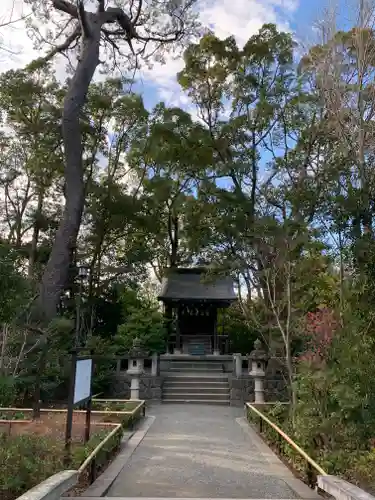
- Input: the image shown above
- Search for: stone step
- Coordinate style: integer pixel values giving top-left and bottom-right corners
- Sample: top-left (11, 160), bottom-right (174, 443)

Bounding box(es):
top-left (163, 391), bottom-right (229, 400)
top-left (165, 374), bottom-right (228, 382)
top-left (71, 497), bottom-right (300, 500)
top-left (169, 366), bottom-right (223, 372)
top-left (165, 381), bottom-right (229, 388)
top-left (187, 341), bottom-right (211, 345)
top-left (169, 361), bottom-right (225, 367)
top-left (164, 388), bottom-right (229, 395)
top-left (162, 398), bottom-right (230, 405)
top-left (187, 342), bottom-right (211, 347)
top-left (70, 497), bottom-right (300, 500)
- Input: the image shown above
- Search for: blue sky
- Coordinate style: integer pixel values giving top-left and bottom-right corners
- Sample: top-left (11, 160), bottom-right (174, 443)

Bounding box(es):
top-left (130, 0), bottom-right (349, 115)
top-left (0, 0), bottom-right (356, 118)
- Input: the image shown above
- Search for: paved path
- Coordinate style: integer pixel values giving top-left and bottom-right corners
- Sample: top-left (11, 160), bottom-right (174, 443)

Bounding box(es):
top-left (106, 405), bottom-right (318, 499)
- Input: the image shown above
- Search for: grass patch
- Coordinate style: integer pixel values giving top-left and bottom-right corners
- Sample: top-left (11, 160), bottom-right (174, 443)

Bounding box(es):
top-left (91, 400), bottom-right (145, 429)
top-left (91, 399), bottom-right (141, 412)
top-left (0, 410), bottom-right (26, 420)
top-left (0, 401), bottom-right (144, 500)
top-left (0, 426), bottom-right (121, 500)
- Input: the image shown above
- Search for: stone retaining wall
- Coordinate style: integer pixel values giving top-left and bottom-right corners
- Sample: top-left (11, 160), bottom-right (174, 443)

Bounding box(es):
top-left (229, 356), bottom-right (288, 406)
top-left (111, 356), bottom-right (287, 405)
top-left (111, 373), bottom-right (164, 401)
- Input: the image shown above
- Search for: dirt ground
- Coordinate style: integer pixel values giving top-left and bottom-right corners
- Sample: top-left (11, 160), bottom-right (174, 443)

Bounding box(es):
top-left (0, 411), bottom-right (115, 441)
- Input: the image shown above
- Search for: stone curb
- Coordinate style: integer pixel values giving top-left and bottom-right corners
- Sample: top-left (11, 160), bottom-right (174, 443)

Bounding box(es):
top-left (82, 416), bottom-right (156, 497)
top-left (17, 470), bottom-right (78, 500)
top-left (236, 417), bottom-right (320, 500)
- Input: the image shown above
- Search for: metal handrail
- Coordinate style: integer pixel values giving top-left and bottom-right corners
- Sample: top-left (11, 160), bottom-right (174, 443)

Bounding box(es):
top-left (78, 423), bottom-right (122, 474)
top-left (246, 403), bottom-right (327, 487)
top-left (77, 399), bottom-right (146, 483)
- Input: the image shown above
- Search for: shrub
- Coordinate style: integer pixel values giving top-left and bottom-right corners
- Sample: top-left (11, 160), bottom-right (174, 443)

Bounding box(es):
top-left (0, 434), bottom-right (64, 499)
top-left (0, 427), bottom-right (122, 500)
top-left (0, 376), bottom-right (18, 407)
top-left (115, 306), bottom-right (166, 354)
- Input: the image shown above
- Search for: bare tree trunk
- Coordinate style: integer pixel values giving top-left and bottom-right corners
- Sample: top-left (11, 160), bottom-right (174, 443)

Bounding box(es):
top-left (28, 190), bottom-right (44, 279)
top-left (263, 256), bottom-right (297, 417)
top-left (0, 324), bottom-right (8, 376)
top-left (357, 0), bottom-right (372, 234)
top-left (36, 25), bottom-right (101, 322)
top-left (338, 226), bottom-right (345, 325)
top-left (168, 212), bottom-right (179, 268)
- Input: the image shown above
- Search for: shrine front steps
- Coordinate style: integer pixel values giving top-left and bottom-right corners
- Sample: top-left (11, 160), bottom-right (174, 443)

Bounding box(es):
top-left (167, 359), bottom-right (226, 371)
top-left (162, 373), bottom-right (230, 405)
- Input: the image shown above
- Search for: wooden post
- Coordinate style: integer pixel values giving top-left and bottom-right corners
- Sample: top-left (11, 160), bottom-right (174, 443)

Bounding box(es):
top-left (84, 352), bottom-right (95, 444)
top-left (175, 305), bottom-right (181, 353)
top-left (165, 303), bottom-right (172, 353)
top-left (213, 308), bottom-right (219, 355)
top-left (259, 416), bottom-right (263, 433)
top-left (306, 462), bottom-right (314, 488)
top-left (64, 349), bottom-right (77, 466)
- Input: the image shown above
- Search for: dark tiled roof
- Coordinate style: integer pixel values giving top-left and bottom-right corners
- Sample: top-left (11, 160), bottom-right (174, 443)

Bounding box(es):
top-left (158, 268), bottom-right (237, 302)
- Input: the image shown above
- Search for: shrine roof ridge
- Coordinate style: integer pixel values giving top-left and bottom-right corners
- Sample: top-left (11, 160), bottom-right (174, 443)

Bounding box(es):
top-left (157, 266), bottom-right (237, 303)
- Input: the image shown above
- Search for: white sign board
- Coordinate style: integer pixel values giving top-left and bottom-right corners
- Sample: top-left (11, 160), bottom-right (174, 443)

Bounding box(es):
top-left (73, 358), bottom-right (92, 404)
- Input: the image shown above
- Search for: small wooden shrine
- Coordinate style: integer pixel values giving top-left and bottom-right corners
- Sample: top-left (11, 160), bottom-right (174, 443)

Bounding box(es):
top-left (158, 267), bottom-right (237, 355)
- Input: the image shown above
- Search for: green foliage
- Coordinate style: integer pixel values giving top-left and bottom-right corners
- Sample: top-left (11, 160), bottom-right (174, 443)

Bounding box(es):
top-left (3, 18), bottom-right (375, 493)
top-left (92, 400), bottom-right (139, 412)
top-left (116, 305), bottom-right (166, 354)
top-left (0, 244), bottom-right (31, 323)
top-left (0, 377), bottom-right (18, 407)
top-left (0, 411), bottom-right (25, 420)
top-left (219, 305), bottom-right (258, 354)
top-left (0, 434), bottom-right (64, 499)
top-left (91, 400), bottom-right (144, 428)
top-left (0, 429), bottom-right (121, 500)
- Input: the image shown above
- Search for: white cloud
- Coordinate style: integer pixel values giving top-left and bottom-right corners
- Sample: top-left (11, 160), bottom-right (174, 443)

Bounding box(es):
top-left (0, 0), bottom-right (299, 112)
top-left (140, 0), bottom-right (299, 110)
top-left (0, 1), bottom-right (38, 71)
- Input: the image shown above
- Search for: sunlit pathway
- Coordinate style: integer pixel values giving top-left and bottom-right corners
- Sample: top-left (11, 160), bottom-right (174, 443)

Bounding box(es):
top-left (106, 404), bottom-right (318, 499)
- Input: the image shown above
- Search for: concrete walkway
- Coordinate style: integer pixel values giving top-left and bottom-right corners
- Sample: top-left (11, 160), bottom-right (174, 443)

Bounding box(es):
top-left (105, 404), bottom-right (318, 499)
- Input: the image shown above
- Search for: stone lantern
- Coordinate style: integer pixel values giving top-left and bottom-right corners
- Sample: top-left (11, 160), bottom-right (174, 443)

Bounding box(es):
top-left (127, 337), bottom-right (147, 400)
top-left (248, 339), bottom-right (269, 403)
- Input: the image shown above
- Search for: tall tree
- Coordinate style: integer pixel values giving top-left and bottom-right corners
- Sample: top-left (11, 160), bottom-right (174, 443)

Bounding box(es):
top-left (25, 0), bottom-right (200, 322)
top-left (128, 103), bottom-right (212, 277)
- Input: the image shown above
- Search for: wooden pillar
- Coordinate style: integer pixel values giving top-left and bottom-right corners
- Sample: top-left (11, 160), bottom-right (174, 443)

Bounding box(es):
top-left (213, 307), bottom-right (219, 355)
top-left (165, 303), bottom-right (172, 354)
top-left (222, 308), bottom-right (227, 354)
top-left (175, 304), bottom-right (181, 354)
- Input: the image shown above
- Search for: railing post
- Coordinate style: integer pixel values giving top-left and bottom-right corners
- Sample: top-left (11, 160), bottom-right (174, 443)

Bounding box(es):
top-left (306, 462), bottom-right (314, 489)
top-left (276, 432), bottom-right (282, 453)
top-left (90, 458), bottom-right (96, 484)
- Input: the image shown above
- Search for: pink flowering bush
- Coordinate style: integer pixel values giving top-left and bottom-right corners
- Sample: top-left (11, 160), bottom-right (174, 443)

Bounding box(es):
top-left (299, 307), bottom-right (338, 366)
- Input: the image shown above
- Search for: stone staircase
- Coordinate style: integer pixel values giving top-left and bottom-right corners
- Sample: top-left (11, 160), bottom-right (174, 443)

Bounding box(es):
top-left (185, 335), bottom-right (211, 355)
top-left (162, 359), bottom-right (230, 405)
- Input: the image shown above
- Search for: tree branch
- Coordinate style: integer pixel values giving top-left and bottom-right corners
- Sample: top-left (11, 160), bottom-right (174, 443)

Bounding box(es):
top-left (133, 0), bottom-right (143, 24)
top-left (52, 0), bottom-right (78, 18)
top-left (105, 7), bottom-right (137, 54)
top-left (28, 26), bottom-right (80, 67)
top-left (77, 0), bottom-right (90, 37)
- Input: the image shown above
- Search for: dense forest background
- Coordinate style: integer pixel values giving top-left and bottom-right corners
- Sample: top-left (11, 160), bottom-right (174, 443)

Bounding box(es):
top-left (1, 0), bottom-right (375, 489)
